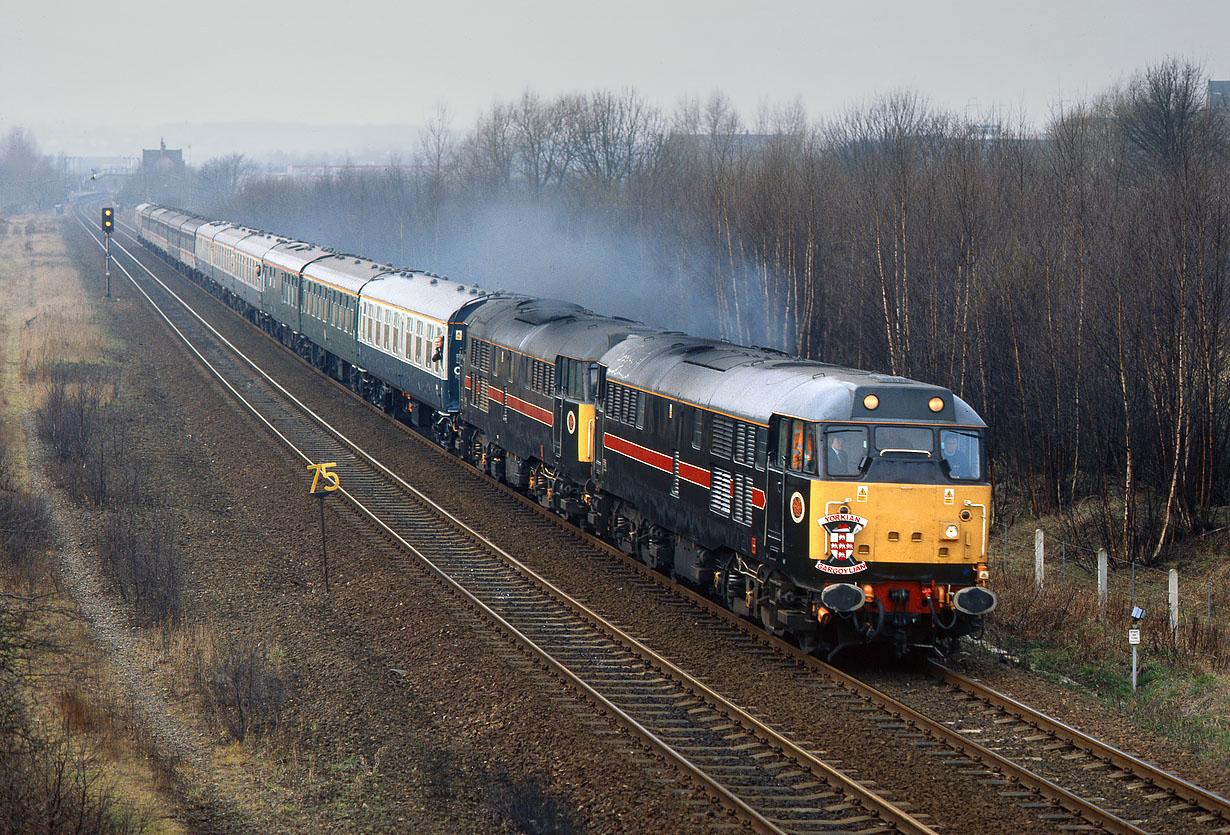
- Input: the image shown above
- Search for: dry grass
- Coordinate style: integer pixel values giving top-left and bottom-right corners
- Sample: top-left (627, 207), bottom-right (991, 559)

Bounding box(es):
top-left (0, 214), bottom-right (182, 833)
top-left (986, 519), bottom-right (1230, 762)
top-left (0, 215), bottom-right (349, 832)
top-left (4, 218), bottom-right (108, 383)
top-left (20, 602), bottom-right (184, 835)
top-left (158, 623), bottom-right (290, 746)
top-left (0, 216), bottom-right (109, 488)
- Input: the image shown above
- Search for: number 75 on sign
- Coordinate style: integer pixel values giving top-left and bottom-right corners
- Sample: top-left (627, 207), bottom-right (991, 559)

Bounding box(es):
top-left (307, 462), bottom-right (340, 493)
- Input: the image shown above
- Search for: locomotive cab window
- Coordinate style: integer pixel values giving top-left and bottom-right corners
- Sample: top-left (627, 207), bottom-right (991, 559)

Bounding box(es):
top-left (875, 426), bottom-right (934, 456)
top-left (788, 419), bottom-right (817, 475)
top-left (941, 429), bottom-right (983, 480)
top-left (558, 358), bottom-right (595, 401)
top-left (825, 427), bottom-right (868, 477)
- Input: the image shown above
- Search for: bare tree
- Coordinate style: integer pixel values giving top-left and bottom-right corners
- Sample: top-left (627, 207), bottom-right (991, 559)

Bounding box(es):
top-left (195, 153), bottom-right (257, 211)
top-left (568, 90), bottom-right (665, 186)
top-left (512, 92), bottom-right (575, 191)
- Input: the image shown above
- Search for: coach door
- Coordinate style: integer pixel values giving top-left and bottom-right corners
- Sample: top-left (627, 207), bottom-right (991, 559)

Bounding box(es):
top-left (445, 320), bottom-right (467, 411)
top-left (553, 357), bottom-right (601, 476)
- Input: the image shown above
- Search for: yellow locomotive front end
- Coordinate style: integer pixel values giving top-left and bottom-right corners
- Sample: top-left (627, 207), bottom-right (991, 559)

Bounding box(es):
top-left (768, 388), bottom-right (996, 657)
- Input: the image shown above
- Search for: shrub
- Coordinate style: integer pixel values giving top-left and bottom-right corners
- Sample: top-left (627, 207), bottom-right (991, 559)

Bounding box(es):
top-left (193, 631), bottom-right (288, 743)
top-left (0, 489), bottom-right (51, 589)
top-left (97, 511), bottom-right (181, 627)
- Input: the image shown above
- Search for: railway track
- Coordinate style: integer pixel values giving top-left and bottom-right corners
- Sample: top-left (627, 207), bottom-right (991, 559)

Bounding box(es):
top-left (76, 211), bottom-right (940, 833)
top-left (896, 662), bottom-right (1230, 833)
top-left (79, 209), bottom-right (1230, 834)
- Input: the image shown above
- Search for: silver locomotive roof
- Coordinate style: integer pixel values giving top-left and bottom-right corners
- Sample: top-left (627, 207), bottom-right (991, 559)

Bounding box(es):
top-left (463, 297), bottom-right (654, 361)
top-left (601, 333), bottom-right (984, 428)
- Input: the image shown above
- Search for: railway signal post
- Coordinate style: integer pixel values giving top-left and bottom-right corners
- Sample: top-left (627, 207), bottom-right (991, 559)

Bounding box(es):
top-left (101, 207), bottom-right (114, 297)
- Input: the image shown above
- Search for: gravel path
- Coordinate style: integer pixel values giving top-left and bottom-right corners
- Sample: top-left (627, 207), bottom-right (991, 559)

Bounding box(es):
top-left (24, 414), bottom-right (251, 834)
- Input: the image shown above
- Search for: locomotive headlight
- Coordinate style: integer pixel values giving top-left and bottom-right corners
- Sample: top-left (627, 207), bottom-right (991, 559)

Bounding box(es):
top-left (863, 394), bottom-right (879, 410)
top-left (944, 524), bottom-right (959, 539)
top-left (928, 396), bottom-right (944, 412)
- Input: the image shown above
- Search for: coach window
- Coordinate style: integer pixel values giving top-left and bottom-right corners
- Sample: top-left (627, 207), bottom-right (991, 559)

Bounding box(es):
top-left (432, 327), bottom-right (444, 367)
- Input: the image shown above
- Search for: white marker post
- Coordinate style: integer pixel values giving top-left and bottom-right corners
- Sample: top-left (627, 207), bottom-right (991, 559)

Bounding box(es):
top-left (1169, 569), bottom-right (1179, 632)
top-left (1097, 548), bottom-right (1108, 606)
top-left (1034, 529), bottom-right (1044, 589)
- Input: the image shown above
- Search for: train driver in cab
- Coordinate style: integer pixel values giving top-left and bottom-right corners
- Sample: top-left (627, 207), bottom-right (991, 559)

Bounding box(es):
top-left (828, 434), bottom-right (850, 474)
top-left (825, 429), bottom-right (865, 477)
top-left (941, 430), bottom-right (979, 480)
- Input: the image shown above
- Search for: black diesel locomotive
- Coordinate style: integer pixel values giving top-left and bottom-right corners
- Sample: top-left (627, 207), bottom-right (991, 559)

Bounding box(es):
top-left (136, 203), bottom-right (996, 658)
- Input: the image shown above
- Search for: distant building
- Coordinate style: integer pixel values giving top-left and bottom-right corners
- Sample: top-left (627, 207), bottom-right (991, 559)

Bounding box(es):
top-left (143, 139), bottom-right (185, 173)
top-left (1210, 81), bottom-right (1230, 109)
top-left (137, 139), bottom-right (187, 204)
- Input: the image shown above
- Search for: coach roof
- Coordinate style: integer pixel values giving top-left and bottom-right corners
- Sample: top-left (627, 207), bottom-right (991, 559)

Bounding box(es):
top-left (362, 270), bottom-right (494, 323)
top-left (262, 239), bottom-right (336, 274)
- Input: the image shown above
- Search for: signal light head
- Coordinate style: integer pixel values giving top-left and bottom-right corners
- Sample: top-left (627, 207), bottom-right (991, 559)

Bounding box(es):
top-left (101, 207), bottom-right (114, 235)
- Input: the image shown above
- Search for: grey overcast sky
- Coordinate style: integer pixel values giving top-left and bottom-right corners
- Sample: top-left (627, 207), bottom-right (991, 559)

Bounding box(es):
top-left (3, 0), bottom-right (1228, 157)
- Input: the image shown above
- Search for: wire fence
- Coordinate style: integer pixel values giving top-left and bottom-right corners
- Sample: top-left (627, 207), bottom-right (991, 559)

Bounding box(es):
top-left (993, 522), bottom-right (1230, 630)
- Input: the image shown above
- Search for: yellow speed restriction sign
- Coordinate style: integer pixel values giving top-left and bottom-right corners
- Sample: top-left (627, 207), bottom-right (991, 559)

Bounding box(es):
top-left (1128, 628), bottom-right (1141, 645)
